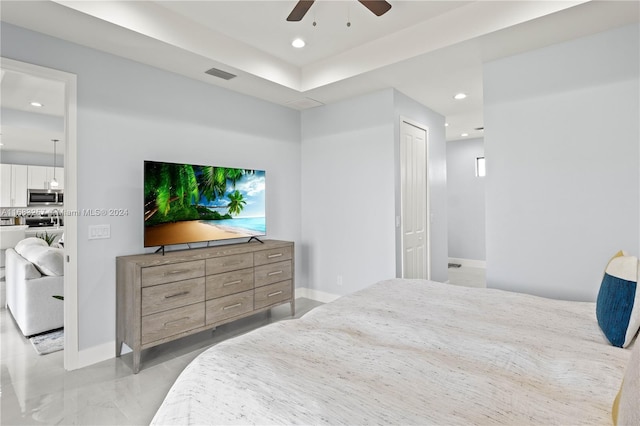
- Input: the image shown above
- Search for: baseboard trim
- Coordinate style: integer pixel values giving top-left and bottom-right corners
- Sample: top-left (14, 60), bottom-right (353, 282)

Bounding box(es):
top-left (449, 258), bottom-right (486, 269)
top-left (296, 287), bottom-right (341, 303)
top-left (76, 341), bottom-right (114, 369)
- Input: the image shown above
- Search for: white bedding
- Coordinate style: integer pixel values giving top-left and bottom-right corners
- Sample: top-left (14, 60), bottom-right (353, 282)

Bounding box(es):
top-left (152, 279), bottom-right (632, 425)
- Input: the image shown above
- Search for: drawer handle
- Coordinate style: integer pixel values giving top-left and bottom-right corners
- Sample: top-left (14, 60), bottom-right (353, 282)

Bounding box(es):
top-left (223, 280), bottom-right (242, 287)
top-left (267, 270), bottom-right (283, 276)
top-left (164, 270), bottom-right (188, 276)
top-left (223, 302), bottom-right (242, 310)
top-left (223, 261), bottom-right (242, 267)
top-left (267, 253), bottom-right (283, 259)
top-left (267, 291), bottom-right (283, 298)
top-left (164, 317), bottom-right (189, 327)
top-left (164, 291), bottom-right (189, 299)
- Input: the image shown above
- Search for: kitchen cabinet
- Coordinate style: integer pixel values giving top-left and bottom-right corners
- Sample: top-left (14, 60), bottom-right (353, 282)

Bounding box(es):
top-left (0, 164), bottom-right (28, 207)
top-left (27, 166), bottom-right (64, 190)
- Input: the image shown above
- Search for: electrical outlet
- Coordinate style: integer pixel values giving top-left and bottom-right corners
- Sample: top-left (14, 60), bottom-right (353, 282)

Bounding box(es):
top-left (88, 224), bottom-right (111, 240)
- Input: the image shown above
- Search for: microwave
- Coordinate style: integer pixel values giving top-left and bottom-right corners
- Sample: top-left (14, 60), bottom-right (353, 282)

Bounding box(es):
top-left (27, 189), bottom-right (64, 206)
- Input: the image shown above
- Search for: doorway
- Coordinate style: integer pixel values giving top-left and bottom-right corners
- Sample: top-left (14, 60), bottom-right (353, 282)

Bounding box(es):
top-left (399, 119), bottom-right (430, 279)
top-left (1, 57), bottom-right (79, 369)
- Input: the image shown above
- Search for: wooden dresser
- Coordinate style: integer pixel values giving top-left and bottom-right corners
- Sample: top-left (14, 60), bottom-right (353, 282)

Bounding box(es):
top-left (116, 240), bottom-right (294, 373)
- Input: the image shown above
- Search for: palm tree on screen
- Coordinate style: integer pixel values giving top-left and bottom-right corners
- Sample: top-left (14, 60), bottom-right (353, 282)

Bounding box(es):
top-left (200, 167), bottom-right (248, 203)
top-left (226, 190), bottom-right (246, 216)
top-left (144, 163), bottom-right (198, 221)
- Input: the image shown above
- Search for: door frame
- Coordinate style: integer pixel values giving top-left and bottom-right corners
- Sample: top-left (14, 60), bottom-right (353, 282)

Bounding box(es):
top-left (399, 116), bottom-right (431, 279)
top-left (1, 57), bottom-right (79, 370)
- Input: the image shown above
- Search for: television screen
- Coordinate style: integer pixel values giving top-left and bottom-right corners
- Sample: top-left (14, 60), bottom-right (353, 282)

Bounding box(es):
top-left (144, 160), bottom-right (266, 247)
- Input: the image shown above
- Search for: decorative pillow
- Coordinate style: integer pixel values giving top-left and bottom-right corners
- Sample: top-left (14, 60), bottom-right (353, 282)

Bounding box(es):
top-left (596, 251), bottom-right (640, 348)
top-left (19, 245), bottom-right (64, 276)
top-left (14, 237), bottom-right (48, 256)
top-left (612, 342), bottom-right (639, 425)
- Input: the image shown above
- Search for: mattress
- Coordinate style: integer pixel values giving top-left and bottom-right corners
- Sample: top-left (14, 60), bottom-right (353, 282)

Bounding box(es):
top-left (152, 279), bottom-right (632, 425)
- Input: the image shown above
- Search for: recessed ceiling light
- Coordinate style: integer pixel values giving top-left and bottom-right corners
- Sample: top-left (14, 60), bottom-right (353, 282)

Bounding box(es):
top-left (292, 38), bottom-right (305, 48)
top-left (453, 93), bottom-right (467, 100)
top-left (461, 133), bottom-right (469, 137)
top-left (30, 101), bottom-right (43, 107)
top-left (445, 122), bottom-right (449, 127)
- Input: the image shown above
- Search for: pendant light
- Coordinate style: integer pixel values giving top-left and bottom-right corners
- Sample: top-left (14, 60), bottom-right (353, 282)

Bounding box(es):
top-left (50, 139), bottom-right (59, 188)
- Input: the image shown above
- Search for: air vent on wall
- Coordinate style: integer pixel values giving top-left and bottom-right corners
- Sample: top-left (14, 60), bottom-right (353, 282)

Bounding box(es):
top-left (205, 67), bottom-right (237, 80)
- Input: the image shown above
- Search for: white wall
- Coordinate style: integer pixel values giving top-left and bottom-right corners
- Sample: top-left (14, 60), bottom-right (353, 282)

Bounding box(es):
top-left (484, 24), bottom-right (640, 302)
top-left (301, 90), bottom-right (396, 296)
top-left (447, 137), bottom-right (485, 261)
top-left (1, 152), bottom-right (64, 167)
top-left (2, 24), bottom-right (302, 354)
top-left (300, 89), bottom-right (447, 296)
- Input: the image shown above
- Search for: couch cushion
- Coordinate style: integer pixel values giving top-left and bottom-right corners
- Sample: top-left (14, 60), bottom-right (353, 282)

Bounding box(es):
top-left (19, 245), bottom-right (64, 276)
top-left (14, 237), bottom-right (48, 255)
top-left (8, 248), bottom-right (42, 279)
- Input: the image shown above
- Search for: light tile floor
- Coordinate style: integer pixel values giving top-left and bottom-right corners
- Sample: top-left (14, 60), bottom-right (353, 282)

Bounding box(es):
top-left (1, 298), bottom-right (323, 425)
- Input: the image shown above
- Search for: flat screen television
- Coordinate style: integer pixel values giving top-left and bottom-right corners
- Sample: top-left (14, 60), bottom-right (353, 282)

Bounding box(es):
top-left (144, 160), bottom-right (266, 248)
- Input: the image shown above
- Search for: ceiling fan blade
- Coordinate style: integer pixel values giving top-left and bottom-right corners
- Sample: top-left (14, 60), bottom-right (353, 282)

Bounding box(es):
top-left (358, 0), bottom-right (392, 17)
top-left (287, 0), bottom-right (315, 22)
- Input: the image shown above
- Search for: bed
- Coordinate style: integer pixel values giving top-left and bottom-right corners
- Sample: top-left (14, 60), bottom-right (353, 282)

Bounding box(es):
top-left (151, 278), bottom-right (637, 425)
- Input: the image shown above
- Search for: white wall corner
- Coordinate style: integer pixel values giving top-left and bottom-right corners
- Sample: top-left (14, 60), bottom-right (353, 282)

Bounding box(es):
top-left (296, 287), bottom-right (341, 303)
top-left (76, 341), bottom-right (115, 369)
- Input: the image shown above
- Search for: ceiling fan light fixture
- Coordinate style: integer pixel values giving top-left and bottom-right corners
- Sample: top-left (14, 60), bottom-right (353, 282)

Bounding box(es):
top-left (292, 38), bottom-right (306, 48)
top-left (286, 0), bottom-right (390, 21)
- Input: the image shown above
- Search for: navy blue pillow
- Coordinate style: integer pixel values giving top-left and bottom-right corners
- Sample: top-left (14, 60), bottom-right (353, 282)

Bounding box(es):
top-left (595, 252), bottom-right (639, 348)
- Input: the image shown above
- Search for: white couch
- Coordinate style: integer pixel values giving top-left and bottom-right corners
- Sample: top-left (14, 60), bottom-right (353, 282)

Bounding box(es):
top-left (5, 238), bottom-right (64, 336)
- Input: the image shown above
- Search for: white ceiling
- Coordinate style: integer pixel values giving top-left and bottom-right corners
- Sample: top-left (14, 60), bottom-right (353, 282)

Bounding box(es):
top-left (0, 69), bottom-right (65, 154)
top-left (1, 0), bottom-right (638, 154)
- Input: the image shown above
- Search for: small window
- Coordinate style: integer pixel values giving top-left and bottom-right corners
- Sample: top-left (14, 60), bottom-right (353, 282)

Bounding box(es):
top-left (475, 157), bottom-right (486, 177)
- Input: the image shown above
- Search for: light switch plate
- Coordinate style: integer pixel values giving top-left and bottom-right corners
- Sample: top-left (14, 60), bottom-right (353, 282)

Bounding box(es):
top-left (88, 224), bottom-right (110, 240)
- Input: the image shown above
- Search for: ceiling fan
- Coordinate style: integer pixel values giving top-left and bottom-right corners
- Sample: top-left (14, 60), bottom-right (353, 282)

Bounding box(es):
top-left (287, 0), bottom-right (392, 22)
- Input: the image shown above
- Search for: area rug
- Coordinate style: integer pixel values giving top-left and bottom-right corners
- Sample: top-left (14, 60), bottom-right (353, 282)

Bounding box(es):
top-left (29, 329), bottom-right (64, 355)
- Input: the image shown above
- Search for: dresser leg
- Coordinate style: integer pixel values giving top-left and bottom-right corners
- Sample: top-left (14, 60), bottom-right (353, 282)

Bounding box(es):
top-left (133, 351), bottom-right (141, 374)
top-left (115, 339), bottom-right (123, 357)
top-left (290, 300), bottom-right (295, 317)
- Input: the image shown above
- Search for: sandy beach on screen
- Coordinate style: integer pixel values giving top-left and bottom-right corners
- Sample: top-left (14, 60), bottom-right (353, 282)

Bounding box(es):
top-left (145, 220), bottom-right (252, 247)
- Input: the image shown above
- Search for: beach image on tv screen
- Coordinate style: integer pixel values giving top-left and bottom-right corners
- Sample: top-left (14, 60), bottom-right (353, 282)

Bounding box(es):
top-left (144, 161), bottom-right (266, 247)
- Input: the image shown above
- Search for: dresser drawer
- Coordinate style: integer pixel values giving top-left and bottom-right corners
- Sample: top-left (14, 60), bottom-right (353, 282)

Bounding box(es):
top-left (254, 260), bottom-right (292, 287)
top-left (254, 280), bottom-right (292, 310)
top-left (254, 245), bottom-right (293, 266)
top-left (141, 302), bottom-right (205, 345)
top-left (206, 269), bottom-right (254, 299)
top-left (206, 290), bottom-right (253, 325)
top-left (142, 277), bottom-right (205, 316)
top-left (206, 253), bottom-right (253, 274)
top-left (141, 260), bottom-right (205, 287)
